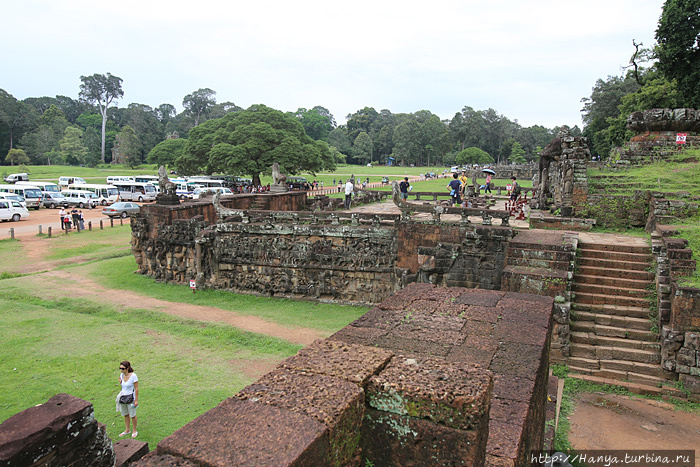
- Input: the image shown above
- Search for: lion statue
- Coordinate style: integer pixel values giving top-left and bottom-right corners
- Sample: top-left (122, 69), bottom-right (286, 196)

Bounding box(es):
top-left (271, 162), bottom-right (287, 186)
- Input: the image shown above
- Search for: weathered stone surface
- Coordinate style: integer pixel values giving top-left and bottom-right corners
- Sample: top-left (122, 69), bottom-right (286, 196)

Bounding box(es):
top-left (328, 325), bottom-right (387, 346)
top-left (0, 393), bottom-right (115, 467)
top-left (367, 355), bottom-right (492, 431)
top-left (115, 439), bottom-right (150, 467)
top-left (132, 453), bottom-right (200, 466)
top-left (278, 339), bottom-right (393, 385)
top-left (361, 408), bottom-right (486, 467)
top-left (490, 341), bottom-right (546, 381)
top-left (157, 398), bottom-right (329, 467)
top-left (236, 368), bottom-right (363, 467)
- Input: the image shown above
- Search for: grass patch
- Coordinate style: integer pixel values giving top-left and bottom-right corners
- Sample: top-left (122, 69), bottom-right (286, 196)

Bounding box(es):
top-left (0, 291), bottom-right (301, 446)
top-left (89, 255), bottom-right (367, 334)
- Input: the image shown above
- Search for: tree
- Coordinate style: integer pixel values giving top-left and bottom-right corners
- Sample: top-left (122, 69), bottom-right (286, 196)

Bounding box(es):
top-left (392, 117), bottom-right (421, 165)
top-left (0, 89), bottom-right (37, 153)
top-left (112, 125), bottom-right (141, 168)
top-left (20, 105), bottom-right (70, 164)
top-left (60, 126), bottom-right (90, 166)
top-left (147, 138), bottom-right (187, 167)
top-left (121, 103), bottom-right (163, 157)
top-left (79, 73), bottom-right (124, 163)
top-left (182, 104), bottom-right (335, 185)
top-left (182, 88), bottom-right (216, 127)
top-left (456, 147), bottom-right (493, 165)
top-left (352, 132), bottom-right (373, 164)
top-left (508, 142), bottom-right (527, 163)
top-left (292, 106), bottom-right (336, 141)
top-left (655, 0), bottom-right (700, 108)
top-left (6, 148), bottom-right (29, 166)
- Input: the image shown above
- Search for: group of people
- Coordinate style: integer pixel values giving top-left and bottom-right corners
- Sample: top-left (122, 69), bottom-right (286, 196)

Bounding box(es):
top-left (447, 172), bottom-right (519, 207)
top-left (58, 207), bottom-right (85, 230)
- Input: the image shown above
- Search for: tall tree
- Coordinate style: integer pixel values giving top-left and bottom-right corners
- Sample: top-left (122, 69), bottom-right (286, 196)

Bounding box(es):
top-left (182, 88), bottom-right (216, 127)
top-left (352, 132), bottom-right (373, 164)
top-left (79, 73), bottom-right (124, 163)
top-left (0, 89), bottom-right (37, 153)
top-left (655, 0), bottom-right (700, 108)
top-left (292, 106), bottom-right (336, 141)
top-left (182, 104), bottom-right (335, 185)
top-left (147, 138), bottom-right (187, 167)
top-left (60, 126), bottom-right (90, 166)
top-left (112, 125), bottom-right (141, 168)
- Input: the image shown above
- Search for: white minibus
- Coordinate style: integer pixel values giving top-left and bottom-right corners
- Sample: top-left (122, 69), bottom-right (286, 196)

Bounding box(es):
top-left (106, 176), bottom-right (135, 185)
top-left (68, 183), bottom-right (120, 205)
top-left (112, 181), bottom-right (157, 202)
top-left (0, 184), bottom-right (43, 209)
top-left (58, 176), bottom-right (86, 189)
top-left (134, 175), bottom-right (158, 184)
top-left (187, 178), bottom-right (226, 189)
top-left (16, 181), bottom-right (60, 194)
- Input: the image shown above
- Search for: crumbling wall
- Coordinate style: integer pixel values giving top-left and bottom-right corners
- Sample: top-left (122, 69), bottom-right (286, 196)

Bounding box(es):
top-left (132, 202), bottom-right (516, 305)
top-left (134, 284), bottom-right (553, 467)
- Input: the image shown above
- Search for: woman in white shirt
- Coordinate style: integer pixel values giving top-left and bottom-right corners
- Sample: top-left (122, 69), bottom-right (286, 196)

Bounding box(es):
top-left (116, 360), bottom-right (139, 438)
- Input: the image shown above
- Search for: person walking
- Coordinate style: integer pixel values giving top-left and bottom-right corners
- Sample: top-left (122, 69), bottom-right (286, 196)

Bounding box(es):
top-left (116, 360), bottom-right (139, 438)
top-left (510, 176), bottom-right (521, 202)
top-left (448, 173), bottom-right (462, 206)
top-left (399, 177), bottom-right (410, 202)
top-left (78, 210), bottom-right (85, 230)
top-left (485, 173), bottom-right (492, 195)
top-left (344, 179), bottom-right (354, 209)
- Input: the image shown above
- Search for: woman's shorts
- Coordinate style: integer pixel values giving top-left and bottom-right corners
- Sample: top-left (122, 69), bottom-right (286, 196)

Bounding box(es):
top-left (118, 402), bottom-right (137, 417)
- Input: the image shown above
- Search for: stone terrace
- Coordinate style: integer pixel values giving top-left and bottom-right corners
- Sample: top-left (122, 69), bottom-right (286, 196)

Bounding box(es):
top-left (136, 283), bottom-right (553, 467)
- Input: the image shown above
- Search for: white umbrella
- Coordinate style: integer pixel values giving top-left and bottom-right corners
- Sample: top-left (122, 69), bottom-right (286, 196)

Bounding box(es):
top-left (481, 168), bottom-right (496, 175)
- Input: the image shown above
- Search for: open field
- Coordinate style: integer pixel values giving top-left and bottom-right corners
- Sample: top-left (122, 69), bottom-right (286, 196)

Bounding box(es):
top-left (0, 226), bottom-right (366, 446)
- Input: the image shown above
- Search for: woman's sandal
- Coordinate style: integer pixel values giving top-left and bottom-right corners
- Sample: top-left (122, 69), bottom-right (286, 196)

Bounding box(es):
top-left (119, 431), bottom-right (131, 436)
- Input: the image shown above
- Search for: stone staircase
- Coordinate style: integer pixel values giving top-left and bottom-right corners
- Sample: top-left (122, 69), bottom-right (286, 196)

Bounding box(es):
top-left (568, 242), bottom-right (673, 387)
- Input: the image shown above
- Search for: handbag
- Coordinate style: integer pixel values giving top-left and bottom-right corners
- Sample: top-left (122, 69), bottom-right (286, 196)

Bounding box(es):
top-left (450, 189), bottom-right (456, 196)
top-left (119, 393), bottom-right (134, 404)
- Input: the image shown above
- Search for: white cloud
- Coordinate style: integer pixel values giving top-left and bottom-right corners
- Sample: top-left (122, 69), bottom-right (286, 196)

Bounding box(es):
top-left (1, 0), bottom-right (665, 128)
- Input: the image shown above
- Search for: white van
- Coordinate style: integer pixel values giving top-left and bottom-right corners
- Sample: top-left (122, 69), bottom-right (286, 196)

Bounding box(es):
top-left (0, 192), bottom-right (27, 208)
top-left (0, 184), bottom-right (43, 209)
top-left (68, 183), bottom-right (120, 205)
top-left (106, 176), bottom-right (135, 185)
top-left (4, 173), bottom-right (29, 183)
top-left (16, 181), bottom-right (60, 194)
top-left (61, 189), bottom-right (99, 208)
top-left (58, 176), bottom-right (87, 189)
top-left (0, 199), bottom-right (29, 222)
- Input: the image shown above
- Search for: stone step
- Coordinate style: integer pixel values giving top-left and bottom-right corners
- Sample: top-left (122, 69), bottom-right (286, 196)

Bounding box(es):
top-left (578, 248), bottom-right (652, 264)
top-left (577, 265), bottom-right (653, 281)
top-left (578, 257), bottom-right (650, 271)
top-left (573, 291), bottom-right (651, 308)
top-left (572, 302), bottom-right (651, 319)
top-left (598, 359), bottom-right (673, 380)
top-left (573, 274), bottom-right (651, 291)
top-left (570, 343), bottom-right (660, 364)
top-left (578, 243), bottom-right (651, 255)
top-left (566, 367), bottom-right (668, 387)
top-left (506, 256), bottom-right (570, 271)
top-left (507, 248), bottom-right (572, 262)
top-left (572, 282), bottom-right (651, 299)
top-left (570, 321), bottom-right (658, 341)
top-left (570, 332), bottom-right (660, 352)
top-left (572, 311), bottom-right (653, 331)
top-left (565, 374), bottom-right (691, 400)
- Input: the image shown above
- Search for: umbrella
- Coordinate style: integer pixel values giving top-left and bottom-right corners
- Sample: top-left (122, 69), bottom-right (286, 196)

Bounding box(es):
top-left (481, 168), bottom-right (496, 175)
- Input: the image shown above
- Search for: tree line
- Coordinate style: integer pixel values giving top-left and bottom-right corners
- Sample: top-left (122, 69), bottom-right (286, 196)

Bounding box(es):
top-left (1, 0), bottom-right (695, 171)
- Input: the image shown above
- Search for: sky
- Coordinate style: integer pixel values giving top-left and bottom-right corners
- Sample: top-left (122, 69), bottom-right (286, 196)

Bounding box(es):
top-left (2, 0), bottom-right (665, 129)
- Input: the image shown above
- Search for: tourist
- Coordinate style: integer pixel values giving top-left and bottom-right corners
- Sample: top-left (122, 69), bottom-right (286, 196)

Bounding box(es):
top-left (485, 173), bottom-right (492, 195)
top-left (78, 210), bottom-right (85, 230)
top-left (71, 208), bottom-right (80, 230)
top-left (459, 171), bottom-right (469, 197)
top-left (399, 177), bottom-right (410, 201)
top-left (448, 173), bottom-right (462, 206)
top-left (59, 207), bottom-right (67, 230)
top-left (510, 177), bottom-right (521, 201)
top-left (116, 360), bottom-right (139, 438)
top-left (344, 179), bottom-right (354, 209)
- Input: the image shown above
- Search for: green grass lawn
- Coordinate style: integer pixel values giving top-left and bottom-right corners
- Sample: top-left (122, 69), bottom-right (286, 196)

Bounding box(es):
top-left (0, 220), bottom-right (368, 447)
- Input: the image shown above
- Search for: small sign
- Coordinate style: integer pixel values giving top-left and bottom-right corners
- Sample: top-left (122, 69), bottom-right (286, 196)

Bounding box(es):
top-left (189, 279), bottom-right (196, 293)
top-left (677, 133), bottom-right (687, 144)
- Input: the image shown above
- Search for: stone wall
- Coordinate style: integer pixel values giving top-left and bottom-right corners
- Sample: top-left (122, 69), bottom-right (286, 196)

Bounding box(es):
top-left (134, 284), bottom-right (554, 467)
top-left (132, 202), bottom-right (516, 305)
top-left (0, 394), bottom-right (117, 467)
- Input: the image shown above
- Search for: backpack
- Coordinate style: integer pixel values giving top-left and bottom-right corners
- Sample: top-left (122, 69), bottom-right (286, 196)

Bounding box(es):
top-left (513, 183), bottom-right (521, 196)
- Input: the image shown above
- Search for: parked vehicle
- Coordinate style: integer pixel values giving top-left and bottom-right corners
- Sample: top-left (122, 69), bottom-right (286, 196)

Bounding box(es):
top-left (42, 192), bottom-right (69, 209)
top-left (134, 175), bottom-right (158, 184)
top-left (287, 176), bottom-right (308, 190)
top-left (61, 189), bottom-right (99, 208)
top-left (102, 202), bottom-right (140, 218)
top-left (192, 187), bottom-right (234, 199)
top-left (111, 181), bottom-right (157, 202)
top-left (106, 176), bottom-right (135, 184)
top-left (58, 176), bottom-right (86, 189)
top-left (0, 199), bottom-right (29, 222)
top-left (0, 184), bottom-right (43, 209)
top-left (68, 183), bottom-right (120, 205)
top-left (4, 173), bottom-right (30, 183)
top-left (16, 181), bottom-right (60, 195)
top-left (0, 193), bottom-right (27, 208)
